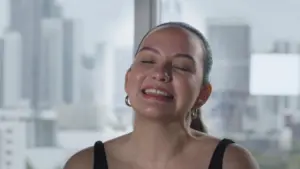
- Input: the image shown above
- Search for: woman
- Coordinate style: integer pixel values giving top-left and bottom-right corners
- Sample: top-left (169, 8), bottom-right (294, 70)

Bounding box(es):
top-left (64, 22), bottom-right (259, 169)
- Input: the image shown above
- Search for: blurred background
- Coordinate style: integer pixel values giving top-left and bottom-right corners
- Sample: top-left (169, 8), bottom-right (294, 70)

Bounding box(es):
top-left (0, 0), bottom-right (300, 169)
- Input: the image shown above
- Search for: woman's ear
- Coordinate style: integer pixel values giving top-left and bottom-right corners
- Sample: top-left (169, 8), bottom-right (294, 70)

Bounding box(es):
top-left (194, 83), bottom-right (212, 108)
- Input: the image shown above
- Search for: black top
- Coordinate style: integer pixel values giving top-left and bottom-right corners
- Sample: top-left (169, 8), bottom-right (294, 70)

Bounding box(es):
top-left (93, 138), bottom-right (234, 169)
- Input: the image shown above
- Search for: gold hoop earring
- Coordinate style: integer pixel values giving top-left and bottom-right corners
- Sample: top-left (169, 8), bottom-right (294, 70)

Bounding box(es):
top-left (191, 108), bottom-right (199, 120)
top-left (125, 95), bottom-right (131, 107)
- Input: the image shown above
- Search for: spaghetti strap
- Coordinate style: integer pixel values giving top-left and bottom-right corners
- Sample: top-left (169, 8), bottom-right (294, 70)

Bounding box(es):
top-left (93, 141), bottom-right (108, 169)
top-left (208, 138), bottom-right (235, 169)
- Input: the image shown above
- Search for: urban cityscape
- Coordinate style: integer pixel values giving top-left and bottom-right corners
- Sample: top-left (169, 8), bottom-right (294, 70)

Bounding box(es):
top-left (1, 0), bottom-right (300, 169)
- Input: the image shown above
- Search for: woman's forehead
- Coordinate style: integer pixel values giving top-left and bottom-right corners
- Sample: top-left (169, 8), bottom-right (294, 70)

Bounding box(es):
top-left (144, 26), bottom-right (191, 43)
top-left (138, 26), bottom-right (204, 58)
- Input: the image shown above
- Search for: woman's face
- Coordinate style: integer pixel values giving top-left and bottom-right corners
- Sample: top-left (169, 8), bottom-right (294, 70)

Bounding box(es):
top-left (125, 26), bottom-right (210, 122)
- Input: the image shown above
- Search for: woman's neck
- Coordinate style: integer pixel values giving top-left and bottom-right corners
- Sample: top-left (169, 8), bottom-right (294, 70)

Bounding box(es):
top-left (124, 114), bottom-right (190, 168)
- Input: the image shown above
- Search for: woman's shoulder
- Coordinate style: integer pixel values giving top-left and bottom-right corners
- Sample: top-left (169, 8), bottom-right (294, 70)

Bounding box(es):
top-left (63, 146), bottom-right (94, 169)
top-left (190, 133), bottom-right (259, 169)
top-left (216, 139), bottom-right (259, 169)
top-left (62, 135), bottom-right (128, 169)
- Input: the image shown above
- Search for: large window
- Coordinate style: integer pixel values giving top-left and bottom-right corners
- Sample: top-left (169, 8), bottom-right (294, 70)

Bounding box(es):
top-left (160, 0), bottom-right (300, 168)
top-left (1, 0), bottom-right (300, 169)
top-left (0, 0), bottom-right (143, 168)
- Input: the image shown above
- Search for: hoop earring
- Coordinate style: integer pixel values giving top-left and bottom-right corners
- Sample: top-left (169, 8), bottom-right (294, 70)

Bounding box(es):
top-left (191, 108), bottom-right (199, 120)
top-left (125, 95), bottom-right (131, 107)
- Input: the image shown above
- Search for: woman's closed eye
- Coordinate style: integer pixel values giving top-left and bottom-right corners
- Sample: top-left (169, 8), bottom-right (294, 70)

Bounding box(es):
top-left (141, 60), bottom-right (155, 64)
top-left (172, 65), bottom-right (191, 72)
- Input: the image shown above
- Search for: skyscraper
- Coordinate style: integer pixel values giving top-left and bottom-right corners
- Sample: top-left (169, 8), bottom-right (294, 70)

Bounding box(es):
top-left (9, 0), bottom-right (62, 108)
top-left (1, 31), bottom-right (22, 108)
top-left (41, 0), bottom-right (62, 18)
top-left (62, 19), bottom-right (82, 104)
top-left (9, 0), bottom-right (64, 147)
top-left (9, 0), bottom-right (42, 108)
top-left (0, 39), bottom-right (4, 108)
top-left (40, 18), bottom-right (64, 108)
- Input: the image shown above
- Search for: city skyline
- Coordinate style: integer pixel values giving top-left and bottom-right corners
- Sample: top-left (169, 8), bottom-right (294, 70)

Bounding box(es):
top-left (1, 1), bottom-right (300, 169)
top-left (1, 0), bottom-right (300, 53)
top-left (1, 0), bottom-right (300, 96)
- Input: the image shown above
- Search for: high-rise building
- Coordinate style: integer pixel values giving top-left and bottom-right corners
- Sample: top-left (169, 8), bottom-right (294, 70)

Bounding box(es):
top-left (8, 0), bottom-right (69, 148)
top-left (62, 19), bottom-right (82, 104)
top-left (40, 18), bottom-right (64, 108)
top-left (0, 39), bottom-right (4, 108)
top-left (205, 19), bottom-right (251, 134)
top-left (26, 18), bottom-right (65, 147)
top-left (41, 0), bottom-right (62, 18)
top-left (9, 0), bottom-right (62, 107)
top-left (9, 0), bottom-right (25, 31)
top-left (9, 0), bottom-right (42, 107)
top-left (0, 31), bottom-right (22, 108)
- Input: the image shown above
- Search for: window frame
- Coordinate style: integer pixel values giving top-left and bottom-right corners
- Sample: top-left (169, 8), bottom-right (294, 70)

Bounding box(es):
top-left (134, 0), bottom-right (161, 52)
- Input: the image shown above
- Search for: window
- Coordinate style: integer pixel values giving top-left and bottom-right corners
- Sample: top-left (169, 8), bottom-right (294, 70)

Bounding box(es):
top-left (0, 0), bottom-right (299, 168)
top-left (160, 0), bottom-right (300, 168)
top-left (0, 0), bottom-right (156, 167)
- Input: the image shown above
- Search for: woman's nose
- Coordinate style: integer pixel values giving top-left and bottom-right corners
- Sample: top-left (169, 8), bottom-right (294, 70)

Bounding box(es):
top-left (151, 66), bottom-right (172, 82)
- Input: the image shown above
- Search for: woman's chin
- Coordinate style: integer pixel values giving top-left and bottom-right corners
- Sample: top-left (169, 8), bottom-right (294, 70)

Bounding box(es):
top-left (134, 108), bottom-right (175, 122)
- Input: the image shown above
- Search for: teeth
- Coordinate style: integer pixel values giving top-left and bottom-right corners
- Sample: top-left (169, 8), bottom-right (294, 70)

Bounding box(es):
top-left (144, 89), bottom-right (171, 96)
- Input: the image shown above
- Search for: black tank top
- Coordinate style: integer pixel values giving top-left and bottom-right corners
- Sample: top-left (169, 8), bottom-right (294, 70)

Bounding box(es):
top-left (93, 138), bottom-right (234, 169)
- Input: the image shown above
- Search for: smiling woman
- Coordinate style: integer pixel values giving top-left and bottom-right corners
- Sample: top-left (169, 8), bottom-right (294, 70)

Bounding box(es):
top-left (131, 22), bottom-right (212, 133)
top-left (63, 21), bottom-right (259, 169)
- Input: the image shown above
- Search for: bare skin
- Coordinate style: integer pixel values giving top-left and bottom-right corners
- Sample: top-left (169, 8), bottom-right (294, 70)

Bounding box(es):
top-left (64, 26), bottom-right (259, 169)
top-left (64, 133), bottom-right (258, 169)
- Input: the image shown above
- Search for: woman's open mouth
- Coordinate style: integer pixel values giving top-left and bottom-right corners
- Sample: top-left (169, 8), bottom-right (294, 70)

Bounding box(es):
top-left (141, 88), bottom-right (174, 102)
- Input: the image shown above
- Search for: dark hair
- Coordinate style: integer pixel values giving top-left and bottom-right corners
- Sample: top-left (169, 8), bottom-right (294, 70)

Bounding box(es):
top-left (135, 22), bottom-right (213, 133)
top-left (190, 109), bottom-right (207, 133)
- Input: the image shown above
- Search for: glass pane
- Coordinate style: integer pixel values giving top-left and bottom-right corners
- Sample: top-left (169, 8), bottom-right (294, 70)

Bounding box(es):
top-left (0, 0), bottom-right (134, 168)
top-left (161, 0), bottom-right (300, 168)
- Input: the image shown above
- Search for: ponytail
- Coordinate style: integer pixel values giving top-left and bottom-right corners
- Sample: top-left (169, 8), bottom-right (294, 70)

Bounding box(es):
top-left (190, 109), bottom-right (207, 133)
